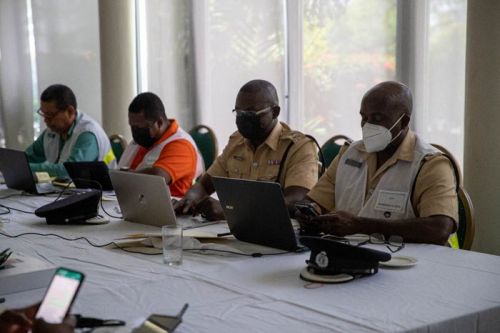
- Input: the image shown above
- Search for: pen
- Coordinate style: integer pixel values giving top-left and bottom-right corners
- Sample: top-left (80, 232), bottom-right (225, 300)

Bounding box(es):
top-left (216, 232), bottom-right (232, 237)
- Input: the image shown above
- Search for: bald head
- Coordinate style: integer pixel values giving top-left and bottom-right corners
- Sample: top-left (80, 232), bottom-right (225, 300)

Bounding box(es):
top-left (362, 81), bottom-right (413, 118)
top-left (236, 79), bottom-right (279, 107)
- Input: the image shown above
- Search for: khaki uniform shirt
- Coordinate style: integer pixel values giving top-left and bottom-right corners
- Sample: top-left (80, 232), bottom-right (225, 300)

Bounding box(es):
top-left (207, 121), bottom-right (318, 189)
top-left (308, 131), bottom-right (458, 222)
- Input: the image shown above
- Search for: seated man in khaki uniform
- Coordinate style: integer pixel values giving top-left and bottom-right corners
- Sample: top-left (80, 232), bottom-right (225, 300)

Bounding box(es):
top-left (175, 79), bottom-right (319, 220)
top-left (297, 81), bottom-right (458, 246)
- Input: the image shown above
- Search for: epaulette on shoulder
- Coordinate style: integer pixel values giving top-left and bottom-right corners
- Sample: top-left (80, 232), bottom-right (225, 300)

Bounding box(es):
top-left (284, 130), bottom-right (306, 143)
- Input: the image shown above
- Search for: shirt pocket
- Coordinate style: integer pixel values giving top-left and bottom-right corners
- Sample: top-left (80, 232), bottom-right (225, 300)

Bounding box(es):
top-left (257, 164), bottom-right (280, 182)
top-left (226, 159), bottom-right (248, 178)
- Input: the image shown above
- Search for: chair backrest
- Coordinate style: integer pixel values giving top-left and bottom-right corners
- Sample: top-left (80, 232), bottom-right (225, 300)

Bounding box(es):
top-left (189, 124), bottom-right (218, 170)
top-left (109, 134), bottom-right (128, 163)
top-left (431, 143), bottom-right (475, 249)
top-left (320, 134), bottom-right (352, 169)
top-left (457, 187), bottom-right (475, 250)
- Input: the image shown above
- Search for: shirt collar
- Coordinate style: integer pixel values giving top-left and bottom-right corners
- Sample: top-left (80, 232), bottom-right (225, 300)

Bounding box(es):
top-left (64, 110), bottom-right (81, 139)
top-left (262, 121), bottom-right (283, 151)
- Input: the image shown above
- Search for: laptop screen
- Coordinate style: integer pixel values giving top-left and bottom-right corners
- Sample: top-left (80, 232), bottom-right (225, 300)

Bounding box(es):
top-left (0, 148), bottom-right (38, 193)
top-left (212, 177), bottom-right (299, 251)
top-left (64, 161), bottom-right (113, 191)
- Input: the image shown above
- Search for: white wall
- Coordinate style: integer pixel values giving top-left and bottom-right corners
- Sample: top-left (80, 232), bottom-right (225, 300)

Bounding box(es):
top-left (464, 0), bottom-right (500, 255)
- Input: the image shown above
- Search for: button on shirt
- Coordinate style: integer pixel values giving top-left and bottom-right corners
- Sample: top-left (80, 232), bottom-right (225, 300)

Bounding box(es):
top-left (307, 131), bottom-right (458, 223)
top-left (207, 122), bottom-right (318, 189)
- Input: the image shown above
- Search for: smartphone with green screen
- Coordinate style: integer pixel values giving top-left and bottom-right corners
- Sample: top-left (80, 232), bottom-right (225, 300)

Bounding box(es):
top-left (35, 267), bottom-right (85, 324)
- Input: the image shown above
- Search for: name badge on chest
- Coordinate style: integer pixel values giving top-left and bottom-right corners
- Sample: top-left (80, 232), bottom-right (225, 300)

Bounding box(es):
top-left (374, 190), bottom-right (408, 213)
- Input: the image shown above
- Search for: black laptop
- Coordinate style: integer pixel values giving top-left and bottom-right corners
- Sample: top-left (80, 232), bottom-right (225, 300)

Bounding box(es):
top-left (212, 177), bottom-right (302, 251)
top-left (64, 161), bottom-right (113, 191)
top-left (0, 148), bottom-right (57, 194)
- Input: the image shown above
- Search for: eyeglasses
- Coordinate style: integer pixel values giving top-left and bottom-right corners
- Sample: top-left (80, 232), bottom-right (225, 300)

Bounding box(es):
top-left (232, 106), bottom-right (273, 118)
top-left (359, 233), bottom-right (405, 253)
top-left (37, 108), bottom-right (61, 120)
top-left (321, 233), bottom-right (404, 253)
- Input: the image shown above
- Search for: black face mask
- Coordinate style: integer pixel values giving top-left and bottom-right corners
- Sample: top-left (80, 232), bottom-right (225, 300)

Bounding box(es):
top-left (132, 127), bottom-right (156, 148)
top-left (236, 115), bottom-right (267, 142)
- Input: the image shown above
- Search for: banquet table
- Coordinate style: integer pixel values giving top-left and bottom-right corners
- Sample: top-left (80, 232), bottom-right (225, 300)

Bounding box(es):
top-left (1, 188), bottom-right (500, 333)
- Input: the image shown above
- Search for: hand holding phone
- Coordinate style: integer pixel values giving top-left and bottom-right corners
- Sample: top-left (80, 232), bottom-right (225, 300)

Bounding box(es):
top-left (35, 267), bottom-right (85, 324)
top-left (295, 202), bottom-right (319, 217)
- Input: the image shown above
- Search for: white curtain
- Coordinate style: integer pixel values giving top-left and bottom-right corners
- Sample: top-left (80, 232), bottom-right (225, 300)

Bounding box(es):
top-left (31, 0), bottom-right (101, 128)
top-left (420, 0), bottom-right (467, 164)
top-left (0, 0), bottom-right (35, 149)
top-left (397, 0), bottom-right (466, 164)
top-left (0, 0), bottom-right (101, 150)
top-left (191, 0), bottom-right (286, 149)
top-left (135, 0), bottom-right (468, 161)
top-left (136, 0), bottom-right (195, 130)
top-left (0, 0), bottom-right (468, 161)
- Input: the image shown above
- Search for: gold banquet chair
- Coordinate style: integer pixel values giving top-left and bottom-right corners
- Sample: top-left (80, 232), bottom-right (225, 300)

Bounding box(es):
top-left (431, 143), bottom-right (475, 250)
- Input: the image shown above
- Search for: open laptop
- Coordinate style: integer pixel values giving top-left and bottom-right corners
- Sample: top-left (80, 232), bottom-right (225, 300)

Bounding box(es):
top-left (212, 177), bottom-right (301, 251)
top-left (64, 161), bottom-right (113, 191)
top-left (0, 148), bottom-right (57, 194)
top-left (109, 170), bottom-right (176, 227)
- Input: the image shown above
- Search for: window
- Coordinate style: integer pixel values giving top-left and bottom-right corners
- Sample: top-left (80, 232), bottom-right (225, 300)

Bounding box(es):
top-left (136, 0), bottom-right (194, 128)
top-left (31, 0), bottom-right (102, 134)
top-left (419, 0), bottom-right (467, 163)
top-left (300, 0), bottom-right (397, 145)
top-left (0, 0), bottom-right (101, 149)
top-left (192, 0), bottom-right (286, 148)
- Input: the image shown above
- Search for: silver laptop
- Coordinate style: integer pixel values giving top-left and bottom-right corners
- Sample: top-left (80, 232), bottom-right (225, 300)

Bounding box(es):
top-left (0, 148), bottom-right (57, 194)
top-left (109, 170), bottom-right (176, 227)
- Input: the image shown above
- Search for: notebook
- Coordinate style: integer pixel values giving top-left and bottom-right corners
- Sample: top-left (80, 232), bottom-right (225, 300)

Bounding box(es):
top-left (64, 161), bottom-right (113, 191)
top-left (212, 177), bottom-right (301, 251)
top-left (0, 148), bottom-right (57, 194)
top-left (109, 170), bottom-right (177, 227)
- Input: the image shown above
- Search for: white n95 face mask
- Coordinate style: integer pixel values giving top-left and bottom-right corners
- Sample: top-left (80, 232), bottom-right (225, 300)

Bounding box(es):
top-left (362, 114), bottom-right (405, 153)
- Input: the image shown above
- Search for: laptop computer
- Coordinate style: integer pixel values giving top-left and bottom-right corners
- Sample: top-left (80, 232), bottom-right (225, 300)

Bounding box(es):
top-left (64, 161), bottom-right (113, 191)
top-left (212, 177), bottom-right (301, 251)
top-left (0, 148), bottom-right (57, 194)
top-left (109, 170), bottom-right (176, 227)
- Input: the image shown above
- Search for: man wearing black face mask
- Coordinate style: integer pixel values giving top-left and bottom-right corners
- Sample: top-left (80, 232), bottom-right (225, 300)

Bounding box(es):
top-left (174, 79), bottom-right (319, 220)
top-left (118, 92), bottom-right (204, 197)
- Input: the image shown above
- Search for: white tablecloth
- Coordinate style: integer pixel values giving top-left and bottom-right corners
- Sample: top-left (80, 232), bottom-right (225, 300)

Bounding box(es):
top-left (1, 188), bottom-right (500, 333)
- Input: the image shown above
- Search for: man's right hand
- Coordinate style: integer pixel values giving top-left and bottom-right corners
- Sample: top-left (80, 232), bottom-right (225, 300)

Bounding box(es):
top-left (0, 310), bottom-right (32, 333)
top-left (194, 197), bottom-right (225, 221)
top-left (32, 319), bottom-right (74, 333)
top-left (0, 303), bottom-right (39, 333)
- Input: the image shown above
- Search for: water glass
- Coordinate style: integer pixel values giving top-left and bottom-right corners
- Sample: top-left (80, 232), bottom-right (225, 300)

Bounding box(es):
top-left (162, 225), bottom-right (183, 265)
